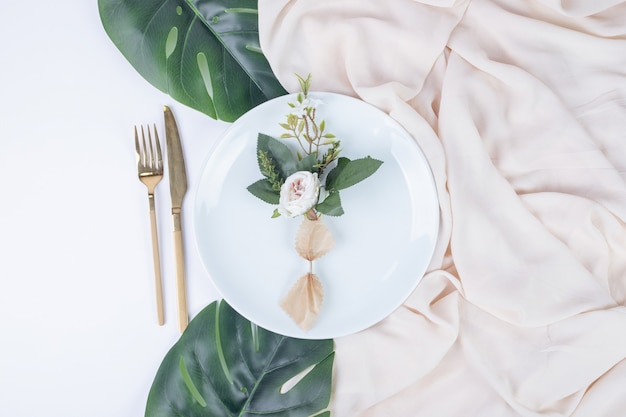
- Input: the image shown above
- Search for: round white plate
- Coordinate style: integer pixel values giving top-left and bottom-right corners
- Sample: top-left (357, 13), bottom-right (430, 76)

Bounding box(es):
top-left (194, 92), bottom-right (439, 339)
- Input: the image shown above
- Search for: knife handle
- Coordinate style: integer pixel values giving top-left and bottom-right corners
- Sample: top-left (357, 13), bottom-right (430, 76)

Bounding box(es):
top-left (172, 210), bottom-right (188, 332)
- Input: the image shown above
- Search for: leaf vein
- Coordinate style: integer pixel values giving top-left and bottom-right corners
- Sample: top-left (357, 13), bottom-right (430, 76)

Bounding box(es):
top-left (238, 337), bottom-right (287, 415)
top-left (192, 345), bottom-right (231, 413)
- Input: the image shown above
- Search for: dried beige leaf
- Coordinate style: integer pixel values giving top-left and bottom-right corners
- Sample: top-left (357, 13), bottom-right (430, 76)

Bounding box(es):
top-left (295, 218), bottom-right (335, 261)
top-left (280, 273), bottom-right (324, 331)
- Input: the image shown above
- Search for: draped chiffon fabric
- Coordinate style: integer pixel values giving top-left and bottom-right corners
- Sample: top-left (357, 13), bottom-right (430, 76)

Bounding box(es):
top-left (258, 1), bottom-right (626, 415)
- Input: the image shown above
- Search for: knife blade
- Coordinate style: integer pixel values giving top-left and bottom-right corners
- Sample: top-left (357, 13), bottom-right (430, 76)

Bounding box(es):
top-left (164, 105), bottom-right (189, 332)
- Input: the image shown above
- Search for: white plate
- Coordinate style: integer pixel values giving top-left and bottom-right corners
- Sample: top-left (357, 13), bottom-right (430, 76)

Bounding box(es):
top-left (194, 92), bottom-right (439, 339)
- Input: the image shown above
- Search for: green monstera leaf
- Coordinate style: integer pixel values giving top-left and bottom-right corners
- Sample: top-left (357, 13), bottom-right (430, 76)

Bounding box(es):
top-left (98, 0), bottom-right (287, 122)
top-left (146, 300), bottom-right (335, 417)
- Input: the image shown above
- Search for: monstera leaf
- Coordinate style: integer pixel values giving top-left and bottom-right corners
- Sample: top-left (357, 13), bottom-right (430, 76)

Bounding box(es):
top-left (145, 300), bottom-right (335, 417)
top-left (98, 0), bottom-right (287, 121)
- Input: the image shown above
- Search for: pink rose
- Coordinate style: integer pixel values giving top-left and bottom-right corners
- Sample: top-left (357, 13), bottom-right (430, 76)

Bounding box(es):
top-left (278, 171), bottom-right (320, 217)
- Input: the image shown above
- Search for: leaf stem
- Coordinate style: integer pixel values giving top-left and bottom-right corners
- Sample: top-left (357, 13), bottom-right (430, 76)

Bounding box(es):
top-left (303, 115), bottom-right (313, 154)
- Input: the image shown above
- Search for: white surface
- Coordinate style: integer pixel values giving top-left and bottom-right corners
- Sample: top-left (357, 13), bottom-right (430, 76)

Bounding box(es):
top-left (194, 93), bottom-right (439, 339)
top-left (0, 1), bottom-right (227, 416)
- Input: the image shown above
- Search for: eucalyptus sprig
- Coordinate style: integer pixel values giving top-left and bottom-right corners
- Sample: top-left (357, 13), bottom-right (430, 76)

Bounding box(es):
top-left (280, 74), bottom-right (339, 165)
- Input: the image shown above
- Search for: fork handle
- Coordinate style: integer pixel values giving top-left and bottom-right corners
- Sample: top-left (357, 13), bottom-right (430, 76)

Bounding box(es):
top-left (172, 210), bottom-right (189, 332)
top-left (149, 194), bottom-right (165, 326)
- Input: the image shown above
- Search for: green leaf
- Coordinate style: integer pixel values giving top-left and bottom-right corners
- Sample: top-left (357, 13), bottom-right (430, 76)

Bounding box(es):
top-left (327, 157), bottom-right (383, 191)
top-left (295, 153), bottom-right (318, 173)
top-left (146, 300), bottom-right (335, 417)
top-left (316, 192), bottom-right (344, 217)
top-left (324, 157), bottom-right (350, 192)
top-left (258, 133), bottom-right (298, 178)
top-left (98, 0), bottom-right (287, 122)
top-left (247, 179), bottom-right (280, 204)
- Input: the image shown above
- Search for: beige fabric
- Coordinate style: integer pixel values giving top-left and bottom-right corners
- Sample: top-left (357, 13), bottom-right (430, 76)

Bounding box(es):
top-left (259, 0), bottom-right (626, 415)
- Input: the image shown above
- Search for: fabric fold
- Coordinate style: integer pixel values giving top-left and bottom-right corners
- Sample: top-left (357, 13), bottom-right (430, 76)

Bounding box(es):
top-left (258, 0), bottom-right (626, 415)
top-left (259, 0), bottom-right (469, 99)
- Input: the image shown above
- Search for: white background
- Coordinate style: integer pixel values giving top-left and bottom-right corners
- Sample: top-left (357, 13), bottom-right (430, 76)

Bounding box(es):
top-left (0, 1), bottom-right (229, 415)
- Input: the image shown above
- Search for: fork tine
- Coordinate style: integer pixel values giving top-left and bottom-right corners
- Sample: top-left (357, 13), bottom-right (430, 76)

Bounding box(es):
top-left (148, 124), bottom-right (157, 170)
top-left (134, 126), bottom-right (141, 164)
top-left (153, 123), bottom-right (163, 172)
top-left (142, 125), bottom-right (150, 169)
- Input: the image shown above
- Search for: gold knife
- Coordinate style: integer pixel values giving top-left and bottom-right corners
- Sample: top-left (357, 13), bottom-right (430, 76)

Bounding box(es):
top-left (164, 105), bottom-right (189, 332)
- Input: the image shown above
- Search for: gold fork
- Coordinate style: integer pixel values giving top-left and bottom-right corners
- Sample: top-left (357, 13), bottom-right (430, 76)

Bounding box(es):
top-left (135, 124), bottom-right (165, 326)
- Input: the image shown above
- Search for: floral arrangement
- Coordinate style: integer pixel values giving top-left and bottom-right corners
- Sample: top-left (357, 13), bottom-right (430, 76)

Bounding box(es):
top-left (247, 75), bottom-right (383, 330)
